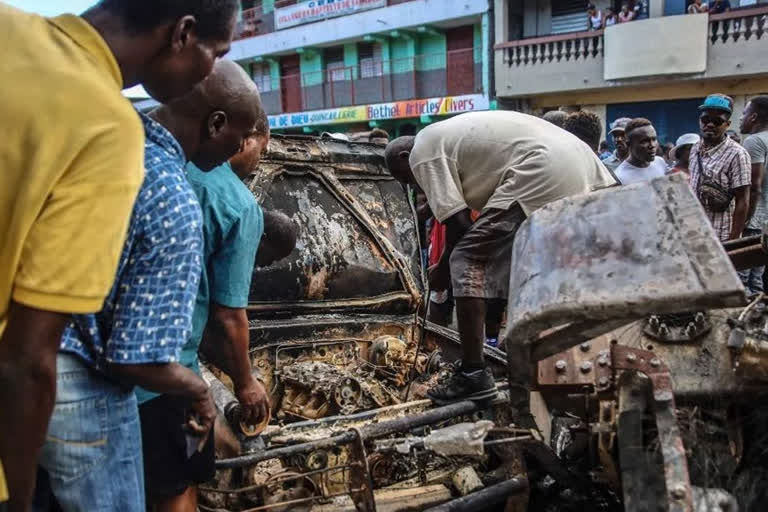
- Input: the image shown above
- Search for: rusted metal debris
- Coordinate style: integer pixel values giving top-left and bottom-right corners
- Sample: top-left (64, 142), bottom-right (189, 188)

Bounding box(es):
top-left (201, 138), bottom-right (767, 511)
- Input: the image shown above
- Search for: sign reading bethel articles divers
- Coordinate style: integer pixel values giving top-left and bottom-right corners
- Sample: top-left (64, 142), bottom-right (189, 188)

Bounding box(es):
top-left (275, 0), bottom-right (387, 30)
top-left (269, 94), bottom-right (490, 129)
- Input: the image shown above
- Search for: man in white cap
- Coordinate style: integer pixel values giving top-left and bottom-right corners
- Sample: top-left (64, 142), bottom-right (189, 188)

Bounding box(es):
top-left (669, 133), bottom-right (701, 178)
top-left (603, 117), bottom-right (631, 172)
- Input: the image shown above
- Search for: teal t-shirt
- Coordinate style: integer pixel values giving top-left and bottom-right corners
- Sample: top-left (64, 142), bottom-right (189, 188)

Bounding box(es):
top-left (136, 162), bottom-right (263, 404)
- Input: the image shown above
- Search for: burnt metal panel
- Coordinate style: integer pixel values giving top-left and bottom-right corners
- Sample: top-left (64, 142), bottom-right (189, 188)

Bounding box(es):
top-left (246, 135), bottom-right (423, 319)
top-left (505, 175), bottom-right (746, 366)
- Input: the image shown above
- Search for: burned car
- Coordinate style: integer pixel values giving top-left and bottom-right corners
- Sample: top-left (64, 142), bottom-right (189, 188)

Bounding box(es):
top-left (199, 136), bottom-right (760, 512)
top-left (199, 135), bottom-right (523, 512)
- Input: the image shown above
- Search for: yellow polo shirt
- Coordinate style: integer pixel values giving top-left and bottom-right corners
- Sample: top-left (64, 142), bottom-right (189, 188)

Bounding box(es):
top-left (0, 5), bottom-right (145, 500)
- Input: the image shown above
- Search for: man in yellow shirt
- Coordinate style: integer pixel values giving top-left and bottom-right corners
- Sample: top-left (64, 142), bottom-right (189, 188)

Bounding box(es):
top-left (0, 1), bottom-right (240, 509)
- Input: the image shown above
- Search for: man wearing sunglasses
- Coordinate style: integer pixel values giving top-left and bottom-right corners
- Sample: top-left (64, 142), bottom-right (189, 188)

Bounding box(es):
top-left (689, 94), bottom-right (752, 243)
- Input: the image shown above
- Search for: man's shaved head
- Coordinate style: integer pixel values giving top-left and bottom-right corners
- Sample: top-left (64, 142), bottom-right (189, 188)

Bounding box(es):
top-left (384, 136), bottom-right (416, 184)
top-left (543, 110), bottom-right (567, 129)
top-left (230, 108), bottom-right (270, 180)
top-left (154, 59), bottom-right (264, 171)
top-left (257, 211), bottom-right (298, 267)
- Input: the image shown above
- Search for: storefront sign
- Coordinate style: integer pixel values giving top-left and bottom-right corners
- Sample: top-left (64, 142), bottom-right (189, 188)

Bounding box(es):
top-left (269, 94), bottom-right (490, 129)
top-left (275, 0), bottom-right (387, 30)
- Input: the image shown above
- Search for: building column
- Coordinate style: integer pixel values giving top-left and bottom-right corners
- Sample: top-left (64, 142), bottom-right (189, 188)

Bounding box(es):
top-left (648, 0), bottom-right (665, 18)
top-left (494, 0), bottom-right (508, 45)
top-left (481, 13), bottom-right (490, 97)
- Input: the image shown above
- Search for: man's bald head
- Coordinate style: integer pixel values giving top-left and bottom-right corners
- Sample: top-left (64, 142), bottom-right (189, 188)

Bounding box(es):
top-left (155, 59), bottom-right (265, 171)
top-left (542, 110), bottom-right (567, 129)
top-left (384, 136), bottom-right (416, 185)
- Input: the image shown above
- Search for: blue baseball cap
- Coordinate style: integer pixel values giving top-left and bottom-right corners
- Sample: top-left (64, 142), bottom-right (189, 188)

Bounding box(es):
top-left (698, 94), bottom-right (733, 114)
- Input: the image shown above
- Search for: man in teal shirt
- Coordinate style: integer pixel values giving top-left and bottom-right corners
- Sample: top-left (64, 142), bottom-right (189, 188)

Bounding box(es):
top-left (137, 110), bottom-right (297, 510)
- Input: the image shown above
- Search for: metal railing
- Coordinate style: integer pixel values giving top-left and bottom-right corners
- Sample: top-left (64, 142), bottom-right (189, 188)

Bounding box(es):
top-left (496, 6), bottom-right (768, 68)
top-left (237, 5), bottom-right (264, 39)
top-left (256, 48), bottom-right (481, 114)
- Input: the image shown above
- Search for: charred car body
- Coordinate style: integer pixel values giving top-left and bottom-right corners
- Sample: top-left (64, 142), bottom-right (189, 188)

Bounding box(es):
top-left (200, 135), bottom-right (765, 512)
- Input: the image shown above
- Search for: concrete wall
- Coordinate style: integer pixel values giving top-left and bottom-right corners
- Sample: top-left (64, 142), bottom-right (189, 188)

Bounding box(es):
top-left (496, 13), bottom-right (768, 100)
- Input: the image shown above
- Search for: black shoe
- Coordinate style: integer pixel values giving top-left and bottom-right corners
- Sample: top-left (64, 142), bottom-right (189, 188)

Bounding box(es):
top-left (427, 364), bottom-right (498, 405)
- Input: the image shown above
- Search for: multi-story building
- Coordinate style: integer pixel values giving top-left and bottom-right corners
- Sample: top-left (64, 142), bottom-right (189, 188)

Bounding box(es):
top-left (230, 0), bottom-right (494, 137)
top-left (494, 0), bottom-right (768, 144)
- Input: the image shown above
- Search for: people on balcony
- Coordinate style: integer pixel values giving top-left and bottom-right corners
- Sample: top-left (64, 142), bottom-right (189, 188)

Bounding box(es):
top-left (603, 7), bottom-right (618, 27)
top-left (710, 0), bottom-right (731, 14)
top-left (587, 4), bottom-right (604, 30)
top-left (618, 3), bottom-right (636, 22)
top-left (688, 0), bottom-right (709, 14)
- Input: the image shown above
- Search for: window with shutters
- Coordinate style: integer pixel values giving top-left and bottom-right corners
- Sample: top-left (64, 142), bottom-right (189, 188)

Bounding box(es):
top-left (358, 42), bottom-right (383, 78)
top-left (251, 62), bottom-right (273, 93)
top-left (551, 0), bottom-right (588, 34)
top-left (325, 47), bottom-right (347, 82)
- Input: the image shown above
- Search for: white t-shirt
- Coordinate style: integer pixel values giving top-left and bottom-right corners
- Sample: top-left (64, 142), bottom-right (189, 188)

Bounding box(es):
top-left (615, 156), bottom-right (668, 185)
top-left (408, 111), bottom-right (617, 222)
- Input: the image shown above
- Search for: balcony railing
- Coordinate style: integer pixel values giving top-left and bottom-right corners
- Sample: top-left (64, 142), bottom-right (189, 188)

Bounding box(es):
top-left (494, 7), bottom-right (768, 97)
top-left (237, 5), bottom-right (264, 39)
top-left (709, 5), bottom-right (768, 43)
top-left (256, 48), bottom-right (482, 115)
top-left (498, 29), bottom-right (604, 67)
top-left (497, 6), bottom-right (768, 68)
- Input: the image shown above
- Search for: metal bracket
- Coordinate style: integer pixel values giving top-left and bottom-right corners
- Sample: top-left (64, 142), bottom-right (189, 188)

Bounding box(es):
top-left (612, 345), bottom-right (694, 512)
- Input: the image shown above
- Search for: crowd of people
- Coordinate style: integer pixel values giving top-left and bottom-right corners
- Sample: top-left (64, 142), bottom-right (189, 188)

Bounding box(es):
top-left (544, 94), bottom-right (768, 293)
top-left (398, 93), bottom-right (767, 426)
top-left (1, 2), bottom-right (767, 511)
top-left (587, 0), bottom-right (732, 30)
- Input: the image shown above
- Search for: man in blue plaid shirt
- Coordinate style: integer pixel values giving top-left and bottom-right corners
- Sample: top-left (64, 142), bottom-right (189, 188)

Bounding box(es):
top-left (36, 61), bottom-right (265, 512)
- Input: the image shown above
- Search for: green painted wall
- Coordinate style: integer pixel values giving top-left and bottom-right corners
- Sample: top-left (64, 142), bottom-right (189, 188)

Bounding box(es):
top-left (480, 15), bottom-right (490, 96)
top-left (263, 0), bottom-right (275, 14)
top-left (378, 39), bottom-right (392, 75)
top-left (268, 59), bottom-right (280, 90)
top-left (390, 37), bottom-right (416, 74)
top-left (474, 22), bottom-right (482, 63)
top-left (300, 52), bottom-right (323, 86)
top-left (344, 43), bottom-right (358, 80)
top-left (417, 32), bottom-right (446, 71)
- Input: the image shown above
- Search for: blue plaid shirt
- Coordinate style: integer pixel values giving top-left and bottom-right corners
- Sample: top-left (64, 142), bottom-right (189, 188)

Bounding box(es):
top-left (60, 113), bottom-right (203, 372)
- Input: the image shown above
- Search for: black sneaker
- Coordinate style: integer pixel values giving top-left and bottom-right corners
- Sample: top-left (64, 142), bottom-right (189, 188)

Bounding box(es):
top-left (427, 364), bottom-right (498, 405)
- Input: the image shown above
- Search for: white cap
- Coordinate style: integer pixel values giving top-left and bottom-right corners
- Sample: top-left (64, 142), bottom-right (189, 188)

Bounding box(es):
top-left (671, 133), bottom-right (700, 160)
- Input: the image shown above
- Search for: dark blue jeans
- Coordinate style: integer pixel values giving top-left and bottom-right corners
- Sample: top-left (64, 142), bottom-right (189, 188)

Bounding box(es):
top-left (36, 354), bottom-right (144, 512)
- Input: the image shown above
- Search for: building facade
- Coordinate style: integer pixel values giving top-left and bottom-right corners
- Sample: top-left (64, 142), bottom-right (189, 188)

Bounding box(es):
top-left (231, 0), bottom-right (494, 137)
top-left (494, 0), bottom-right (768, 145)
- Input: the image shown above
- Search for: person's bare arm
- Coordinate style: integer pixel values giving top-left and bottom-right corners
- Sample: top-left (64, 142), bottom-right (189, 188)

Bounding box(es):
top-left (428, 209), bottom-right (473, 290)
top-left (0, 301), bottom-right (69, 511)
top-left (199, 304), bottom-right (268, 425)
top-left (730, 186), bottom-right (750, 240)
top-left (107, 362), bottom-right (215, 440)
top-left (747, 163), bottom-right (764, 223)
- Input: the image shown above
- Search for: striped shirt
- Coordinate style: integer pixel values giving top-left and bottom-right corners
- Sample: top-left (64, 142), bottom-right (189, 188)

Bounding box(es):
top-left (689, 136), bottom-right (752, 242)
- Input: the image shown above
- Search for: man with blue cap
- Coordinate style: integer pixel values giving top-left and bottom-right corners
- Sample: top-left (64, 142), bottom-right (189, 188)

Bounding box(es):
top-left (689, 93), bottom-right (752, 243)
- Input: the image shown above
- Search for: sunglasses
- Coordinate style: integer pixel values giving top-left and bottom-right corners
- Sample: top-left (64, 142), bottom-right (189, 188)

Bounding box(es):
top-left (699, 115), bottom-right (728, 127)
